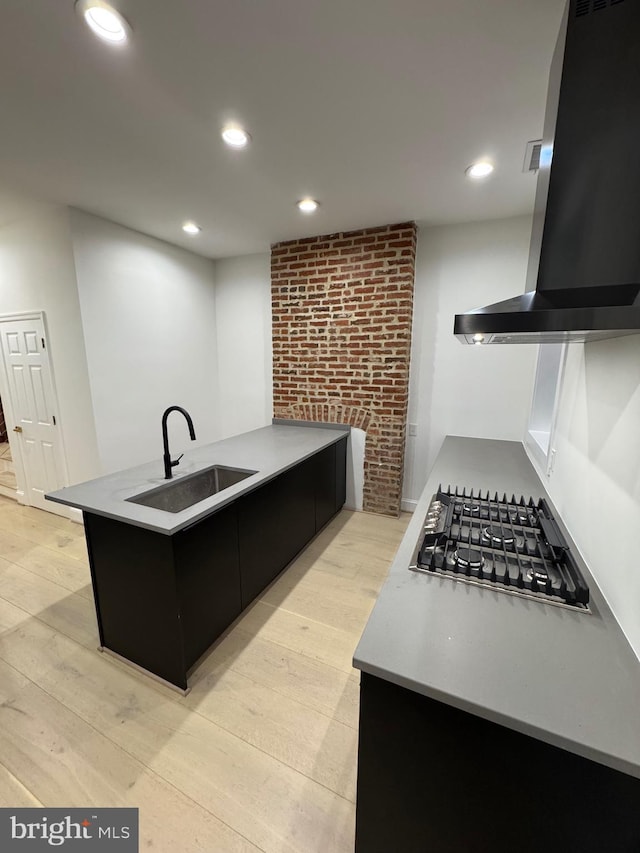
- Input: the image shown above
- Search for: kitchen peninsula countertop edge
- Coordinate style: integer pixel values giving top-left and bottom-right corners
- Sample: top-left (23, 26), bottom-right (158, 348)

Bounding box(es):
top-left (46, 423), bottom-right (348, 535)
top-left (353, 435), bottom-right (640, 780)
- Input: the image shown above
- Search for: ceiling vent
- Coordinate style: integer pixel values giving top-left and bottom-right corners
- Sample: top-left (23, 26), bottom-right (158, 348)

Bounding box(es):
top-left (523, 139), bottom-right (543, 173)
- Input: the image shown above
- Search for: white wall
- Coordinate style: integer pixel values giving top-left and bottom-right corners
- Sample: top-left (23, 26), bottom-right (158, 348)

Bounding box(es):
top-left (211, 220), bottom-right (540, 510)
top-left (0, 204), bottom-right (100, 485)
top-left (70, 210), bottom-right (219, 474)
top-left (214, 253), bottom-right (273, 438)
top-left (404, 217), bottom-right (538, 505)
top-left (538, 335), bottom-right (640, 656)
top-left (0, 206), bottom-right (542, 514)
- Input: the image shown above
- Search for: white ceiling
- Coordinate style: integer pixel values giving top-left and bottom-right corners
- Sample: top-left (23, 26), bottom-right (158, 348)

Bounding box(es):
top-left (0, 0), bottom-right (565, 259)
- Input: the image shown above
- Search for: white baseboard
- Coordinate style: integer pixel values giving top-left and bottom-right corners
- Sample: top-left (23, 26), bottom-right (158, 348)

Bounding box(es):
top-left (68, 507), bottom-right (84, 525)
top-left (401, 498), bottom-right (417, 513)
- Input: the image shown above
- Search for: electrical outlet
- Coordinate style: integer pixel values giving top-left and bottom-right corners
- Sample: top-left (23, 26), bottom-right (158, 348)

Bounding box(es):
top-left (408, 423), bottom-right (418, 437)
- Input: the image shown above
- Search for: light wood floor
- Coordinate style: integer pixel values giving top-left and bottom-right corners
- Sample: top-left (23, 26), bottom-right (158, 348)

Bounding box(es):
top-left (0, 495), bottom-right (410, 852)
top-left (0, 442), bottom-right (16, 491)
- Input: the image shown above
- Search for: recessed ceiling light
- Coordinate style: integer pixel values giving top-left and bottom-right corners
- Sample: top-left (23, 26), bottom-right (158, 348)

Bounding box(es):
top-left (221, 126), bottom-right (251, 149)
top-left (76, 1), bottom-right (130, 44)
top-left (182, 222), bottom-right (201, 235)
top-left (297, 198), bottom-right (319, 214)
top-left (465, 161), bottom-right (494, 179)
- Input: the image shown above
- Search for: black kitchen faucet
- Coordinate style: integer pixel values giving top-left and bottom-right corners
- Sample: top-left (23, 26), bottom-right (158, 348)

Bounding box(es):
top-left (162, 406), bottom-right (196, 479)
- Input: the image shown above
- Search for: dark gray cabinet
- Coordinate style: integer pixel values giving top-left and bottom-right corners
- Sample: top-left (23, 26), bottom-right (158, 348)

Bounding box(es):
top-left (85, 502), bottom-right (242, 691)
top-left (84, 435), bottom-right (347, 690)
top-left (238, 456), bottom-right (316, 608)
top-left (174, 505), bottom-right (242, 671)
top-left (238, 439), bottom-right (347, 608)
top-left (356, 672), bottom-right (640, 852)
top-left (315, 443), bottom-right (338, 532)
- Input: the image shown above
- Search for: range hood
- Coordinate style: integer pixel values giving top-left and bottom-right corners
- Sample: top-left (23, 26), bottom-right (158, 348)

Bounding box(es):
top-left (455, 0), bottom-right (640, 345)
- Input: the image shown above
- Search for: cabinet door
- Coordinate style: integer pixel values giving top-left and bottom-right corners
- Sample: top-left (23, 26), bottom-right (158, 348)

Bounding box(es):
top-left (238, 458), bottom-right (316, 608)
top-left (335, 435), bottom-right (347, 511)
top-left (314, 436), bottom-right (348, 531)
top-left (356, 673), bottom-right (640, 853)
top-left (174, 503), bottom-right (242, 672)
top-left (84, 512), bottom-right (187, 689)
top-left (315, 443), bottom-right (336, 532)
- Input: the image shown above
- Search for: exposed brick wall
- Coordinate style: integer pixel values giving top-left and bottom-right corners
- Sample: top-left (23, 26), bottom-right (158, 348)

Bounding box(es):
top-left (271, 222), bottom-right (417, 516)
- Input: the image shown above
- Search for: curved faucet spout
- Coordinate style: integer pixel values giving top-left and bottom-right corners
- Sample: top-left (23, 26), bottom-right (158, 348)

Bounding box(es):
top-left (162, 406), bottom-right (197, 479)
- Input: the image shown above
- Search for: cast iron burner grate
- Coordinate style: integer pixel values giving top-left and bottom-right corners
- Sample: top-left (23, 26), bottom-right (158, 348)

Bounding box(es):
top-left (411, 486), bottom-right (590, 610)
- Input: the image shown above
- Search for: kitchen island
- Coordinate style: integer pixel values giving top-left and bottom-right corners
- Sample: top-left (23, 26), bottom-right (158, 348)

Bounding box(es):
top-left (353, 436), bottom-right (640, 852)
top-left (47, 422), bottom-right (348, 691)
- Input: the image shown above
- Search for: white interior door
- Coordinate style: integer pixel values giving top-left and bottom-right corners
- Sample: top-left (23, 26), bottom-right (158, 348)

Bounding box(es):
top-left (0, 316), bottom-right (66, 513)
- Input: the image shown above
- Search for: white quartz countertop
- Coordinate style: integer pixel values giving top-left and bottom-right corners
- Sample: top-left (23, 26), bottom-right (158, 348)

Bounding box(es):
top-left (353, 436), bottom-right (640, 780)
top-left (46, 423), bottom-right (348, 535)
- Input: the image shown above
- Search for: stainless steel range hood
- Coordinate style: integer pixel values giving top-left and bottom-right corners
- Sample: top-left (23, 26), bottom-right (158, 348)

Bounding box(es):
top-left (455, 0), bottom-right (640, 345)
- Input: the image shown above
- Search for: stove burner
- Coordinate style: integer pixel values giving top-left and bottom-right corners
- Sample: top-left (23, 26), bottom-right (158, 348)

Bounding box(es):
top-left (527, 566), bottom-right (550, 584)
top-left (482, 525), bottom-right (515, 546)
top-left (454, 548), bottom-right (484, 570)
top-left (412, 489), bottom-right (590, 610)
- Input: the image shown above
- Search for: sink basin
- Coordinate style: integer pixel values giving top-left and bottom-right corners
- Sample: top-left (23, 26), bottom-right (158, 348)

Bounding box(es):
top-left (126, 465), bottom-right (257, 513)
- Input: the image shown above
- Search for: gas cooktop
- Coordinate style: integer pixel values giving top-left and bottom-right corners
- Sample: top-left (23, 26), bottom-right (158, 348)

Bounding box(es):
top-left (410, 486), bottom-right (590, 611)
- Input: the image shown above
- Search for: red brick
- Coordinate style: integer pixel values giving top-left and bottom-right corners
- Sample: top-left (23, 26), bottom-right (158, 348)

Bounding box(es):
top-left (272, 222), bottom-right (417, 515)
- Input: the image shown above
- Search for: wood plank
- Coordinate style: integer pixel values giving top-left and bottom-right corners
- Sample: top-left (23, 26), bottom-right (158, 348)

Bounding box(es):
top-left (0, 658), bottom-right (31, 703)
top-left (237, 600), bottom-right (360, 674)
top-left (293, 551), bottom-right (392, 583)
top-left (267, 561), bottom-right (383, 601)
top-left (0, 511), bottom-right (85, 551)
top-left (305, 508), bottom-right (409, 551)
top-left (4, 540), bottom-right (92, 598)
top-left (0, 674), bottom-right (261, 852)
top-left (0, 595), bottom-right (30, 635)
top-left (290, 511), bottom-right (409, 584)
top-left (262, 570), bottom-right (379, 634)
top-left (340, 508), bottom-right (411, 537)
top-left (0, 606), bottom-right (96, 687)
top-left (0, 558), bottom-right (97, 648)
top-left (186, 665), bottom-right (359, 801)
top-left (193, 628), bottom-right (361, 730)
top-left (0, 619), bottom-right (356, 853)
top-left (51, 536), bottom-right (89, 563)
top-left (0, 763), bottom-right (42, 807)
top-left (0, 528), bottom-right (38, 564)
top-left (0, 493), bottom-right (414, 852)
top-left (0, 497), bottom-right (83, 533)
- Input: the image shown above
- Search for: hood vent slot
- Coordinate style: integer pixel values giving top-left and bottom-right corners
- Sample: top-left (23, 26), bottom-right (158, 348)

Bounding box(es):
top-left (523, 140), bottom-right (542, 173)
top-left (577, 0), bottom-right (624, 15)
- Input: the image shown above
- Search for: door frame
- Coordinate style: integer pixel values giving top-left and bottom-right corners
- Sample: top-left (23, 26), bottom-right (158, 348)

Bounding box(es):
top-left (0, 310), bottom-right (72, 513)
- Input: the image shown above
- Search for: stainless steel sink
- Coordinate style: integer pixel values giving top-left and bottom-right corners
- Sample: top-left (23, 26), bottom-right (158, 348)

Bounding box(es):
top-left (126, 465), bottom-right (257, 513)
